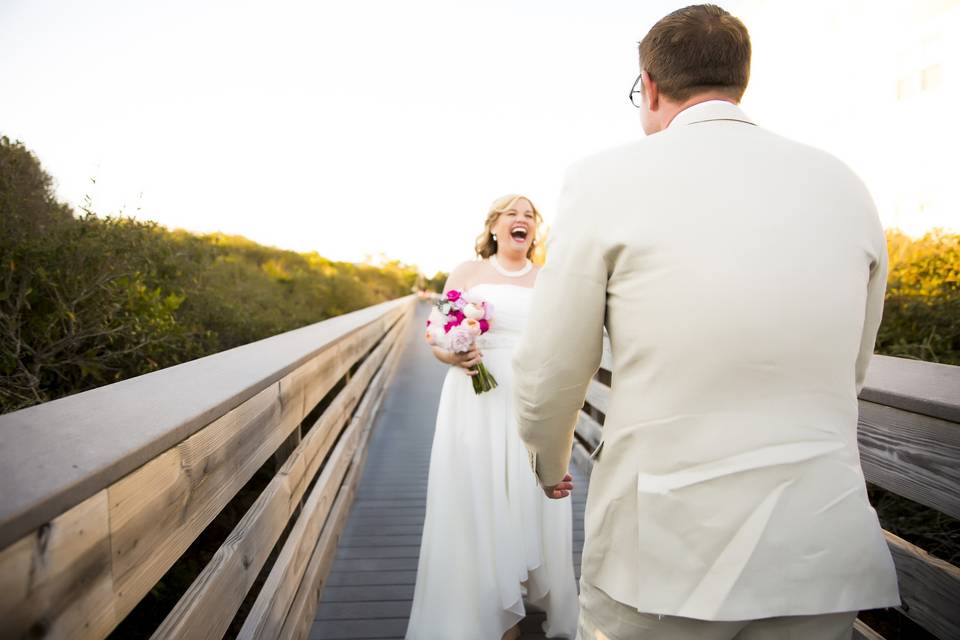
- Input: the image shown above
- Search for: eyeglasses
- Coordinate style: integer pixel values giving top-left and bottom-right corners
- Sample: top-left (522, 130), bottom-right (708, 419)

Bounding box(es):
top-left (629, 73), bottom-right (643, 108)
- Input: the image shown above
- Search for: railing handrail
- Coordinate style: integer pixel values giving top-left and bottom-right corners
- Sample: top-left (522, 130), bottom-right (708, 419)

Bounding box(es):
top-left (859, 354), bottom-right (960, 423)
top-left (0, 296), bottom-right (410, 550)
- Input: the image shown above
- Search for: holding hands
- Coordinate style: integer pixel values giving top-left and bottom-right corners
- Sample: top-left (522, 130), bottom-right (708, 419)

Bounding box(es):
top-left (542, 473), bottom-right (574, 500)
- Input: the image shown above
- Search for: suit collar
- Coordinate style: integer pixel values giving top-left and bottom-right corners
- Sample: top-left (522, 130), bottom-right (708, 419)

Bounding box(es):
top-left (667, 99), bottom-right (755, 129)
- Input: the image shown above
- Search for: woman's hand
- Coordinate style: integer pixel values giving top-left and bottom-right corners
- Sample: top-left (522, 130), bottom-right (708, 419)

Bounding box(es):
top-left (432, 345), bottom-right (483, 375)
top-left (542, 473), bottom-right (574, 500)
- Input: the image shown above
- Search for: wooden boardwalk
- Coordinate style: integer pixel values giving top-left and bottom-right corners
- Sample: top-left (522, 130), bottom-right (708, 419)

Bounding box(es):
top-left (310, 302), bottom-right (588, 639)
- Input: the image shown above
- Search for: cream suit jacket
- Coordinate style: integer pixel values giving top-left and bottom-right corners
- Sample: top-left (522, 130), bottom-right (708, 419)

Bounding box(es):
top-left (512, 101), bottom-right (900, 620)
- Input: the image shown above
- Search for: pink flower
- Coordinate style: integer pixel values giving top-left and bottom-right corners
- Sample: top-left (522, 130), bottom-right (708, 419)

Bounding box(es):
top-left (482, 301), bottom-right (495, 319)
top-left (478, 318), bottom-right (490, 333)
top-left (443, 320), bottom-right (457, 334)
top-left (447, 290), bottom-right (461, 302)
top-left (463, 318), bottom-right (482, 336)
top-left (451, 310), bottom-right (465, 324)
top-left (447, 327), bottom-right (474, 353)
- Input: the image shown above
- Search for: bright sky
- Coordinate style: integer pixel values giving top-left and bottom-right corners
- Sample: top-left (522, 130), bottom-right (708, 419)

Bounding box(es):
top-left (2, 0), bottom-right (957, 275)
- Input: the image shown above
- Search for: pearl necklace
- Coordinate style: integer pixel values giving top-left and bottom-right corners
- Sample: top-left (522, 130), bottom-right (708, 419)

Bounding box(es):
top-left (490, 255), bottom-right (532, 278)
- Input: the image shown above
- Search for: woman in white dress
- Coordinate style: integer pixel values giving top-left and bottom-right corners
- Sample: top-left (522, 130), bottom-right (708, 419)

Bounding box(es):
top-left (405, 195), bottom-right (579, 640)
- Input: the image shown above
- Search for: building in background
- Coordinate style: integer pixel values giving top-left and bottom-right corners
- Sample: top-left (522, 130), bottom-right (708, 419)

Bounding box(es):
top-left (739, 0), bottom-right (960, 236)
top-left (887, 0), bottom-right (960, 234)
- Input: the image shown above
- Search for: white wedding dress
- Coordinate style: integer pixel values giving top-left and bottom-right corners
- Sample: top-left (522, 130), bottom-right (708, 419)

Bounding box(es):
top-left (405, 283), bottom-right (579, 639)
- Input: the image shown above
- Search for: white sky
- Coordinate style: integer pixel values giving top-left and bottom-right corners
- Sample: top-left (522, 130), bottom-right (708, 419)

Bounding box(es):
top-left (2, 0), bottom-right (957, 275)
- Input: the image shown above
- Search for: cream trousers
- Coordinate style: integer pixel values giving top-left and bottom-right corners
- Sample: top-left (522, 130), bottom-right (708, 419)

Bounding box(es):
top-left (577, 581), bottom-right (857, 640)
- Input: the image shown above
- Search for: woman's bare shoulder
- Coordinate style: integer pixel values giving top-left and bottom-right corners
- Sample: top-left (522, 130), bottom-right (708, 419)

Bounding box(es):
top-left (445, 260), bottom-right (486, 291)
top-left (449, 260), bottom-right (484, 276)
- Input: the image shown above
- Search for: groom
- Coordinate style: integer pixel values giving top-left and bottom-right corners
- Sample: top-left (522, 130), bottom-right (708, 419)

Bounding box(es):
top-left (513, 4), bottom-right (900, 639)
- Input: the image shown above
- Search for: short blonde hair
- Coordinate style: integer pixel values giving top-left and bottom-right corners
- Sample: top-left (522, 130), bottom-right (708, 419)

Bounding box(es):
top-left (474, 194), bottom-right (543, 259)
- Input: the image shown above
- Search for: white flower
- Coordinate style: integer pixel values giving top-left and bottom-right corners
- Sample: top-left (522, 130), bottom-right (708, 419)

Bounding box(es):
top-left (447, 327), bottom-right (474, 353)
top-left (428, 308), bottom-right (448, 326)
top-left (462, 303), bottom-right (485, 320)
top-left (462, 291), bottom-right (483, 305)
top-left (426, 324), bottom-right (446, 346)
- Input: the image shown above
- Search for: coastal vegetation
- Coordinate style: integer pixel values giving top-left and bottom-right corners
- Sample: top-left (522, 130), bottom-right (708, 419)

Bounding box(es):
top-left (0, 136), bottom-right (428, 413)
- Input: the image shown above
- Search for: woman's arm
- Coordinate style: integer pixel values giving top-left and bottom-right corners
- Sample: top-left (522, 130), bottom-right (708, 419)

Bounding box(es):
top-left (429, 261), bottom-right (483, 374)
top-left (431, 344), bottom-right (483, 375)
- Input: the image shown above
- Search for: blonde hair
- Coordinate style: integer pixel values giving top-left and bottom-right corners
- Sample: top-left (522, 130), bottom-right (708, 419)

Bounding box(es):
top-left (474, 194), bottom-right (543, 260)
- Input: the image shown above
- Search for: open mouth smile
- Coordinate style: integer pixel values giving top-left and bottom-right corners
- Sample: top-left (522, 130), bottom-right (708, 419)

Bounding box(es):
top-left (510, 226), bottom-right (529, 243)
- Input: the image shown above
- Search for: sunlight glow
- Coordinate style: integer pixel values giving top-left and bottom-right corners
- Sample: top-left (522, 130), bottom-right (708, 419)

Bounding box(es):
top-left (1, 0), bottom-right (956, 275)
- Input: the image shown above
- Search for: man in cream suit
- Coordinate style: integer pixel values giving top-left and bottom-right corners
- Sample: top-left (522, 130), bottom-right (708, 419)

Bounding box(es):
top-left (512, 5), bottom-right (900, 639)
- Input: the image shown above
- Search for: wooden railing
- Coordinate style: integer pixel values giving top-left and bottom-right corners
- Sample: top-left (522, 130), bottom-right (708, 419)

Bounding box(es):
top-left (571, 347), bottom-right (960, 640)
top-left (0, 296), bottom-right (416, 640)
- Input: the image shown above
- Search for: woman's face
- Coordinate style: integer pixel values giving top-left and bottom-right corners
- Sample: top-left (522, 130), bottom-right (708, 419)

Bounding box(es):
top-left (491, 198), bottom-right (536, 257)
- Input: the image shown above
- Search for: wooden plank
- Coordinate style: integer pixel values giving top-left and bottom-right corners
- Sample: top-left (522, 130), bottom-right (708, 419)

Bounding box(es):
top-left (108, 382), bottom-right (286, 623)
top-left (311, 584), bottom-right (415, 603)
top-left (570, 441), bottom-right (594, 479)
top-left (0, 491), bottom-right (116, 640)
top-left (853, 619), bottom-right (886, 640)
top-left (309, 618), bottom-right (408, 640)
top-left (323, 558), bottom-right (420, 572)
top-left (278, 435), bottom-right (366, 640)
top-left (344, 525), bottom-right (423, 537)
top-left (584, 378), bottom-right (610, 419)
top-left (575, 411), bottom-right (603, 450)
top-left (150, 320), bottom-right (407, 639)
top-left (273, 426), bottom-right (303, 473)
top-left (222, 414), bottom-right (362, 640)
top-left (280, 345), bottom-right (401, 640)
top-left (0, 302), bottom-right (413, 639)
top-left (860, 354), bottom-right (960, 423)
top-left (600, 335), bottom-right (613, 374)
top-left (324, 571), bottom-right (418, 586)
top-left (315, 601), bottom-right (411, 620)
top-left (0, 297), bottom-right (411, 551)
top-left (885, 530), bottom-right (960, 640)
top-left (858, 401), bottom-right (960, 521)
top-left (233, 326), bottom-right (405, 640)
top-left (335, 547), bottom-right (419, 560)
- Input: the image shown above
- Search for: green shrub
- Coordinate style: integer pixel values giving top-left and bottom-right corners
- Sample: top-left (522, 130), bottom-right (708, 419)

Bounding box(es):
top-left (877, 230), bottom-right (960, 365)
top-left (0, 136), bottom-right (420, 413)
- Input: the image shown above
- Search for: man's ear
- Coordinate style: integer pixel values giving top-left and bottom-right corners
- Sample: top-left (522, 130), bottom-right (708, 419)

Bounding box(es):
top-left (642, 69), bottom-right (659, 111)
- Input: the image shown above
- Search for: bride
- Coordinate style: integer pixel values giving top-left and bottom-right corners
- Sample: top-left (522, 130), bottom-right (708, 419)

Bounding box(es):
top-left (405, 195), bottom-right (579, 640)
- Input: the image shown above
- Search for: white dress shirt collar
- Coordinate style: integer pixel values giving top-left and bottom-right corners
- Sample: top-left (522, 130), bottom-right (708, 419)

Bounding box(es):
top-left (667, 99), bottom-right (754, 129)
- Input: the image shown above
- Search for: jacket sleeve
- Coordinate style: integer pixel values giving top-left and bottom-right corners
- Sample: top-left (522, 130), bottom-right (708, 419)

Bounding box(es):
top-left (855, 220), bottom-right (889, 395)
top-left (511, 167), bottom-right (608, 487)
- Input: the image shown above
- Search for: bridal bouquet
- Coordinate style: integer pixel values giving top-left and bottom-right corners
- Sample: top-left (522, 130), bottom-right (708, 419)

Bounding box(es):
top-left (425, 290), bottom-right (498, 394)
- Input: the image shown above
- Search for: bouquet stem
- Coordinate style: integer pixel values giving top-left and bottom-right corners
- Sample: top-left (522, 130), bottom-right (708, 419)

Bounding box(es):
top-left (471, 362), bottom-right (498, 394)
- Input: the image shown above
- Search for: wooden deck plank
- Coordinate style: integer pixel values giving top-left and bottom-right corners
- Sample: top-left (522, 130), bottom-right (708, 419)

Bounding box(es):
top-left (326, 571), bottom-right (418, 586)
top-left (320, 585), bottom-right (416, 602)
top-left (310, 302), bottom-right (589, 639)
top-left (310, 618), bottom-right (408, 639)
top-left (316, 601), bottom-right (413, 620)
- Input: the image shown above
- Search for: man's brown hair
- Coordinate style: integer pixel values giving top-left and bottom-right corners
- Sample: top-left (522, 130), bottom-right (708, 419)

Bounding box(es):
top-left (639, 4), bottom-right (751, 102)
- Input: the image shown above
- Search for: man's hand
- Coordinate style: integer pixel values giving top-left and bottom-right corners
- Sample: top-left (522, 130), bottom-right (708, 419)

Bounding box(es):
top-left (542, 473), bottom-right (573, 499)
